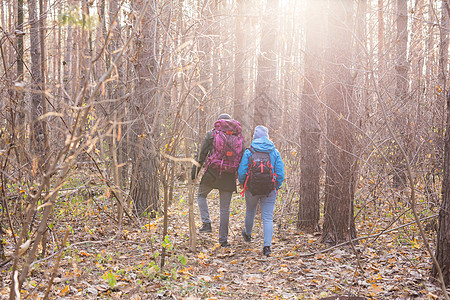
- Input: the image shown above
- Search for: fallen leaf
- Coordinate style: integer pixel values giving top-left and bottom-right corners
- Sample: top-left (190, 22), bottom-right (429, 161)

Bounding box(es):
top-left (369, 283), bottom-right (383, 294)
top-left (95, 284), bottom-right (109, 292)
top-left (198, 275), bottom-right (212, 282)
top-left (243, 274), bottom-right (263, 284)
top-left (86, 286), bottom-right (98, 295)
top-left (59, 285), bottom-right (70, 296)
top-left (178, 266), bottom-right (194, 275)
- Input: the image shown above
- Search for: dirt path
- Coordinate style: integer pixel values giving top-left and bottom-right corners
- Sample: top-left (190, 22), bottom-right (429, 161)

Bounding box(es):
top-left (0, 189), bottom-right (444, 299)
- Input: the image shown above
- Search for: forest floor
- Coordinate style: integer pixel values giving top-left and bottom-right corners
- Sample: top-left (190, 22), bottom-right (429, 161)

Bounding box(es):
top-left (0, 181), bottom-right (447, 299)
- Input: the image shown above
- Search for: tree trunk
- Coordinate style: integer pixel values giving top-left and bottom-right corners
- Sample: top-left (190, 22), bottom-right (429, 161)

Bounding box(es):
top-left (378, 0), bottom-right (384, 68)
top-left (17, 0), bottom-right (23, 82)
top-left (438, 0), bottom-right (449, 131)
top-left (197, 0), bottom-right (215, 137)
top-left (38, 0), bottom-right (49, 258)
top-left (392, 0), bottom-right (409, 188)
top-left (108, 0), bottom-right (125, 226)
top-left (322, 0), bottom-right (356, 245)
top-left (15, 0), bottom-right (26, 166)
top-left (233, 0), bottom-right (245, 126)
top-left (28, 0), bottom-right (45, 169)
top-left (130, 0), bottom-right (159, 216)
top-left (298, 0), bottom-right (323, 233)
top-left (280, 0), bottom-right (297, 147)
top-left (63, 23), bottom-right (72, 106)
top-left (432, 0), bottom-right (449, 287)
top-left (432, 94), bottom-right (450, 287)
top-left (253, 0), bottom-right (278, 128)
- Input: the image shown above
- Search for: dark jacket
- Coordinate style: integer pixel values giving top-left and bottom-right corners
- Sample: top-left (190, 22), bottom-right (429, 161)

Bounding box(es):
top-left (192, 130), bottom-right (238, 192)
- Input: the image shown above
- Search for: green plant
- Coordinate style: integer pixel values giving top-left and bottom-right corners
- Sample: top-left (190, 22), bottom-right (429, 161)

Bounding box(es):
top-left (162, 235), bottom-right (173, 251)
top-left (177, 254), bottom-right (187, 265)
top-left (142, 261), bottom-right (160, 280)
top-left (103, 270), bottom-right (117, 289)
top-left (170, 267), bottom-right (178, 280)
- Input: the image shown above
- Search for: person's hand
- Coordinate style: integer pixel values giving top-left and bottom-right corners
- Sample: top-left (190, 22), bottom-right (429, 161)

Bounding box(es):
top-left (239, 184), bottom-right (244, 190)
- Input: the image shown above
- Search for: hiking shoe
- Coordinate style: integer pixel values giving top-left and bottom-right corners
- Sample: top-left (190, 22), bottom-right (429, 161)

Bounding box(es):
top-left (199, 223), bottom-right (212, 233)
top-left (263, 246), bottom-right (271, 256)
top-left (220, 241), bottom-right (231, 248)
top-left (241, 229), bottom-right (251, 242)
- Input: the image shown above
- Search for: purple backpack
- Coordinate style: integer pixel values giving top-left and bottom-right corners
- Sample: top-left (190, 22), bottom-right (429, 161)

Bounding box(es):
top-left (205, 119), bottom-right (245, 176)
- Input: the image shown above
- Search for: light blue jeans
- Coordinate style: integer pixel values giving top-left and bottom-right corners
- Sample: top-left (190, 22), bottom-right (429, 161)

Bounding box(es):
top-left (197, 183), bottom-right (232, 243)
top-left (243, 190), bottom-right (277, 247)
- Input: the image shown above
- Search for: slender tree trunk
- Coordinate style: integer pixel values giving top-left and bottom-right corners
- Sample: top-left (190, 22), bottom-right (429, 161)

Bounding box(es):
top-left (17, 0), bottom-right (23, 82)
top-left (108, 0), bottom-right (125, 226)
top-left (16, 0), bottom-right (26, 165)
top-left (410, 0), bottom-right (424, 167)
top-left (253, 0), bottom-right (278, 128)
top-left (28, 0), bottom-right (45, 168)
top-left (432, 93), bottom-right (450, 287)
top-left (322, 0), bottom-right (357, 245)
top-left (438, 0), bottom-right (449, 128)
top-left (38, 0), bottom-right (50, 258)
top-left (425, 0), bottom-right (436, 95)
top-left (233, 0), bottom-right (245, 125)
top-left (197, 0), bottom-right (214, 136)
top-left (63, 10), bottom-right (73, 105)
top-left (298, 0), bottom-right (323, 233)
top-left (432, 0), bottom-right (449, 287)
top-left (392, 0), bottom-right (409, 188)
top-left (56, 3), bottom-right (62, 111)
top-left (280, 0), bottom-right (296, 145)
top-left (378, 0), bottom-right (384, 68)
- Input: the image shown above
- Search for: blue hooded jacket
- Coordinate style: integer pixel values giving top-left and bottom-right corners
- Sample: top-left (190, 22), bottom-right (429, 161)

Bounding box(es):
top-left (238, 136), bottom-right (284, 190)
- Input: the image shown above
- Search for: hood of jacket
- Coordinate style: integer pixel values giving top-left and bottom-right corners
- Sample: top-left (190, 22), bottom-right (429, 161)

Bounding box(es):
top-left (250, 136), bottom-right (275, 153)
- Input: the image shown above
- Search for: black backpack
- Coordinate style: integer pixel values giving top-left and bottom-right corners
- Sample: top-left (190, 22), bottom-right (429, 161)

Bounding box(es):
top-left (244, 147), bottom-right (276, 196)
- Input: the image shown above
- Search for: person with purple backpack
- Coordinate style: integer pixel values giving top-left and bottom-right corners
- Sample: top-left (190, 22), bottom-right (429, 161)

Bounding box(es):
top-left (191, 113), bottom-right (244, 247)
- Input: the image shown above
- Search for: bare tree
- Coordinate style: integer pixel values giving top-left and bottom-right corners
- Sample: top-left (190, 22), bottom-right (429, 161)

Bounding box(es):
top-left (253, 0), bottom-right (278, 128)
top-left (107, 0), bottom-right (126, 226)
top-left (432, 0), bottom-right (449, 287)
top-left (16, 0), bottom-right (25, 128)
top-left (298, 0), bottom-right (323, 233)
top-left (322, 0), bottom-right (357, 245)
top-left (432, 92), bottom-right (450, 288)
top-left (28, 0), bottom-right (46, 164)
top-left (129, 0), bottom-right (160, 216)
top-left (378, 0), bottom-right (385, 69)
top-left (233, 0), bottom-right (245, 125)
top-left (392, 0), bottom-right (409, 188)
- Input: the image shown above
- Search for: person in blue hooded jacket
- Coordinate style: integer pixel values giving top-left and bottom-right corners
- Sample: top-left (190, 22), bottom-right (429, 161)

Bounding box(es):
top-left (238, 125), bottom-right (284, 256)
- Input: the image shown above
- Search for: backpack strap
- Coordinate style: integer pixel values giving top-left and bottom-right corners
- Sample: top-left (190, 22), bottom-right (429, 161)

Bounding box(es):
top-left (202, 128), bottom-right (218, 174)
top-left (240, 147), bottom-right (277, 196)
top-left (240, 148), bottom-right (253, 196)
top-left (241, 147), bottom-right (259, 196)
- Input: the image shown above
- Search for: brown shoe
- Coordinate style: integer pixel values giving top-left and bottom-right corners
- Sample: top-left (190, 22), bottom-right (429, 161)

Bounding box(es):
top-left (199, 223), bottom-right (212, 233)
